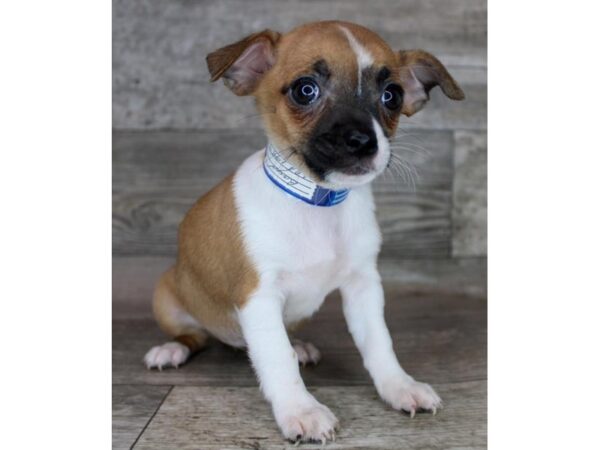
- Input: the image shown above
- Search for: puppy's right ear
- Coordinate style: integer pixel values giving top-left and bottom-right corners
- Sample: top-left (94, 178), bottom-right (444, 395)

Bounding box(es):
top-left (206, 29), bottom-right (281, 96)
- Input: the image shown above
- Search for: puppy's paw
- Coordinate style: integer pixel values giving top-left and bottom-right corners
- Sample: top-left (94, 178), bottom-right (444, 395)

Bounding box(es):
top-left (275, 398), bottom-right (339, 443)
top-left (292, 339), bottom-right (321, 366)
top-left (144, 342), bottom-right (190, 370)
top-left (379, 377), bottom-right (442, 416)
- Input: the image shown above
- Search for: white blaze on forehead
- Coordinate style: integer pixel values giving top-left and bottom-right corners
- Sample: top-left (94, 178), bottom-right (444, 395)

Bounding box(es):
top-left (338, 26), bottom-right (374, 95)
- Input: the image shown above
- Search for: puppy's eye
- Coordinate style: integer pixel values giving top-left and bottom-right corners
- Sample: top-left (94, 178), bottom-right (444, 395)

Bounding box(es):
top-left (290, 77), bottom-right (320, 106)
top-left (381, 84), bottom-right (403, 110)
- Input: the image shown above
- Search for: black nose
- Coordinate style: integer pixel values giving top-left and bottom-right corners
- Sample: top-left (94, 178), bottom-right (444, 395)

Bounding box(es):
top-left (343, 129), bottom-right (377, 156)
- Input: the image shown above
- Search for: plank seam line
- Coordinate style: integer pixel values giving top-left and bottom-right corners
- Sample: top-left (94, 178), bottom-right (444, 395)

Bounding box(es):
top-left (130, 385), bottom-right (174, 450)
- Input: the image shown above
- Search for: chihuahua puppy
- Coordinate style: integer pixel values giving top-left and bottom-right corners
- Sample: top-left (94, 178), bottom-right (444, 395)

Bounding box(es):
top-left (144, 20), bottom-right (464, 443)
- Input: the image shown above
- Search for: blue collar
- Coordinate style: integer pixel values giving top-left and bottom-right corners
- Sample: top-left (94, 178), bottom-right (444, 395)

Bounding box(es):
top-left (262, 143), bottom-right (350, 207)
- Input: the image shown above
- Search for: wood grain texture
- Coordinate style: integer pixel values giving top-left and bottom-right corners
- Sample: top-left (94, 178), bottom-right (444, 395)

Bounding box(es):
top-left (113, 256), bottom-right (487, 318)
top-left (133, 383), bottom-right (486, 449)
top-left (113, 130), bottom-right (454, 258)
top-left (113, 289), bottom-right (486, 448)
top-left (452, 130), bottom-right (487, 256)
top-left (113, 0), bottom-right (486, 130)
top-left (401, 83), bottom-right (486, 131)
top-left (379, 257), bottom-right (487, 298)
top-left (113, 288), bottom-right (486, 387)
top-left (112, 384), bottom-right (171, 450)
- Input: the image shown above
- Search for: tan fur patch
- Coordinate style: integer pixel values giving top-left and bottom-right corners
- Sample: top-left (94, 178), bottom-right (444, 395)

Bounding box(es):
top-left (172, 174), bottom-right (258, 333)
top-left (174, 334), bottom-right (207, 353)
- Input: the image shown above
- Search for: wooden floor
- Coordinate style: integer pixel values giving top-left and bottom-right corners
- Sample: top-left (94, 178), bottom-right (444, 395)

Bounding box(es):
top-left (113, 286), bottom-right (486, 449)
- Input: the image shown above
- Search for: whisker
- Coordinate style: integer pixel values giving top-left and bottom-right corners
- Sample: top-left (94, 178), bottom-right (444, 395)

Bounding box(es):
top-left (393, 163), bottom-right (415, 192)
top-left (391, 154), bottom-right (420, 178)
top-left (390, 140), bottom-right (431, 151)
top-left (390, 140), bottom-right (432, 155)
top-left (395, 127), bottom-right (427, 144)
top-left (386, 156), bottom-right (410, 189)
top-left (385, 160), bottom-right (406, 186)
top-left (389, 144), bottom-right (429, 155)
top-left (389, 152), bottom-right (419, 191)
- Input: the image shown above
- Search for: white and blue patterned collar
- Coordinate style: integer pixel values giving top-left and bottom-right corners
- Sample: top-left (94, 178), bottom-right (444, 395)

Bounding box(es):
top-left (262, 143), bottom-right (350, 207)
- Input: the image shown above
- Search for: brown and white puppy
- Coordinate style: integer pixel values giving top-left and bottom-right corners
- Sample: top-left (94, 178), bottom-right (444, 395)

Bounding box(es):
top-left (144, 20), bottom-right (464, 443)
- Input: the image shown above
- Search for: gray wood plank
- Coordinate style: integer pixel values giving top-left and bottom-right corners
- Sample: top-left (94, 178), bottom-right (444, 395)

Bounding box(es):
top-left (113, 130), bottom-right (454, 258)
top-left (113, 256), bottom-right (174, 318)
top-left (378, 257), bottom-right (487, 298)
top-left (112, 256), bottom-right (487, 316)
top-left (133, 383), bottom-right (486, 449)
top-left (113, 0), bottom-right (486, 130)
top-left (112, 288), bottom-right (486, 387)
top-left (401, 83), bottom-right (486, 131)
top-left (112, 130), bottom-right (266, 193)
top-left (452, 130), bottom-right (487, 256)
top-left (113, 384), bottom-right (171, 450)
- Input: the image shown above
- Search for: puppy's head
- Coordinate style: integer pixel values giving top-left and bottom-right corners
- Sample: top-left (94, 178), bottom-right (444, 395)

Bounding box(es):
top-left (207, 21), bottom-right (464, 188)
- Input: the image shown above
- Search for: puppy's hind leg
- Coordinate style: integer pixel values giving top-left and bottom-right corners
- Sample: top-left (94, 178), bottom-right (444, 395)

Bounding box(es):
top-left (287, 321), bottom-right (321, 366)
top-left (144, 268), bottom-right (208, 370)
top-left (291, 339), bottom-right (321, 366)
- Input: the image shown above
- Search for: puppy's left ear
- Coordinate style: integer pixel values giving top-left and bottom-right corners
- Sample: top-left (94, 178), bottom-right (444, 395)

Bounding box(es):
top-left (206, 29), bottom-right (281, 96)
top-left (397, 50), bottom-right (465, 116)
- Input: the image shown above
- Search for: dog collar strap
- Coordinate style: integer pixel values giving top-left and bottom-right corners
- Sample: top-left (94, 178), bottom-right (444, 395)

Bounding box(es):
top-left (262, 143), bottom-right (350, 207)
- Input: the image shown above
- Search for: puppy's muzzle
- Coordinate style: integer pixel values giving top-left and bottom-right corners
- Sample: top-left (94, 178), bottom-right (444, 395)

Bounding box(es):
top-left (334, 125), bottom-right (377, 158)
top-left (309, 124), bottom-right (377, 175)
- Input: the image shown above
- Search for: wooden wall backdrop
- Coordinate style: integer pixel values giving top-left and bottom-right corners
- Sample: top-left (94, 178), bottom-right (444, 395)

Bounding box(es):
top-left (113, 0), bottom-right (487, 311)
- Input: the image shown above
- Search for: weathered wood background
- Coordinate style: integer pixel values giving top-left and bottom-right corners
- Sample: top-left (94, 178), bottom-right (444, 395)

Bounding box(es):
top-left (113, 0), bottom-right (487, 302)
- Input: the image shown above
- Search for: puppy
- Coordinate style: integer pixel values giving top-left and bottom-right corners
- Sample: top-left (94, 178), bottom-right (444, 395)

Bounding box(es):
top-left (144, 20), bottom-right (464, 443)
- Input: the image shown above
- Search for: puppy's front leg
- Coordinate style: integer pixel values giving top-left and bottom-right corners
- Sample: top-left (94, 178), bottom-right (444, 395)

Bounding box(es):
top-left (238, 290), bottom-right (338, 442)
top-left (341, 270), bottom-right (442, 416)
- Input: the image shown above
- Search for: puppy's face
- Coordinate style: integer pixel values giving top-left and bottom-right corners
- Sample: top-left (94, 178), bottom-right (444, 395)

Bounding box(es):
top-left (207, 21), bottom-right (464, 188)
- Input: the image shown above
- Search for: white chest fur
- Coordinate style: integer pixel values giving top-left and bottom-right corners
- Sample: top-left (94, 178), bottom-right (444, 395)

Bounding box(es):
top-left (234, 150), bottom-right (382, 325)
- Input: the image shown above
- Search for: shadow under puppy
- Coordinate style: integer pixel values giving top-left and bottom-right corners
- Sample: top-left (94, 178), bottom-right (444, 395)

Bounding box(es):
top-left (144, 20), bottom-right (464, 443)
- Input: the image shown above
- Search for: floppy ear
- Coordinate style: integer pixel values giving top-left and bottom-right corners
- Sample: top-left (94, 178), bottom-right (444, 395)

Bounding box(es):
top-left (206, 29), bottom-right (281, 96)
top-left (397, 50), bottom-right (465, 116)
